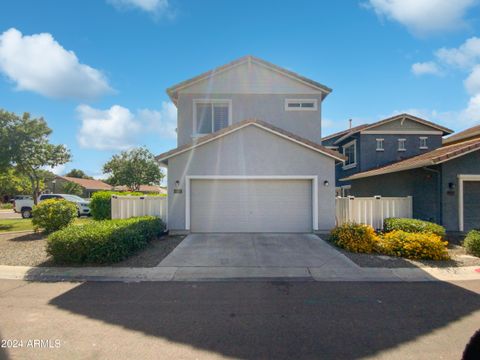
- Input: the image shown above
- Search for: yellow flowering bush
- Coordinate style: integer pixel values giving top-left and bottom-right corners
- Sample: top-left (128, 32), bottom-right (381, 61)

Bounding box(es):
top-left (329, 223), bottom-right (380, 253)
top-left (378, 230), bottom-right (450, 260)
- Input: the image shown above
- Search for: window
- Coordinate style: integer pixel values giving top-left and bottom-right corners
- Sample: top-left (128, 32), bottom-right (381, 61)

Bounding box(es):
top-left (342, 140), bottom-right (357, 169)
top-left (376, 138), bottom-right (384, 151)
top-left (420, 137), bottom-right (428, 149)
top-left (193, 100), bottom-right (231, 135)
top-left (285, 99), bottom-right (318, 111)
top-left (398, 138), bottom-right (406, 151)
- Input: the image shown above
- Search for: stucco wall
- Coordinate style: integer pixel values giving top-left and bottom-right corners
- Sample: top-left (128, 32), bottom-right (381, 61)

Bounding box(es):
top-left (348, 167), bottom-right (441, 224)
top-left (441, 151), bottom-right (480, 231)
top-left (167, 125), bottom-right (336, 232)
top-left (176, 93), bottom-right (323, 146)
top-left (359, 134), bottom-right (442, 170)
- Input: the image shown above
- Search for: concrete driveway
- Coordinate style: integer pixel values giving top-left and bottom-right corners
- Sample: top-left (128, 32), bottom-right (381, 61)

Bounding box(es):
top-left (158, 233), bottom-right (356, 268)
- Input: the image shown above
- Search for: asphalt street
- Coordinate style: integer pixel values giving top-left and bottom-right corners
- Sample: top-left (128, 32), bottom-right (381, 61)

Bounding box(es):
top-left (0, 279), bottom-right (479, 359)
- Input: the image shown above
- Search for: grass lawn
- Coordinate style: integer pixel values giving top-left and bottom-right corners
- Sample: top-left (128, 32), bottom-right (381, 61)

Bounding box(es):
top-left (0, 217), bottom-right (92, 233)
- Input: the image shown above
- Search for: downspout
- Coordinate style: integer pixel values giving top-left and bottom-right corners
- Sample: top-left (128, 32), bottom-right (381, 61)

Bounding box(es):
top-left (423, 167), bottom-right (442, 225)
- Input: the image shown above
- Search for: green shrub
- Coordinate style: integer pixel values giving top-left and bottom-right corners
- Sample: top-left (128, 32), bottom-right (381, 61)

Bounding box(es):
top-left (0, 203), bottom-right (13, 209)
top-left (464, 230), bottom-right (480, 257)
top-left (47, 216), bottom-right (165, 264)
top-left (89, 191), bottom-right (142, 220)
top-left (378, 230), bottom-right (449, 260)
top-left (329, 223), bottom-right (379, 253)
top-left (383, 218), bottom-right (446, 237)
top-left (32, 199), bottom-right (78, 234)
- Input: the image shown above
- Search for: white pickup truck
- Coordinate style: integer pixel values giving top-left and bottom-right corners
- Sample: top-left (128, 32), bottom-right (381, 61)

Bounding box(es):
top-left (14, 194), bottom-right (91, 218)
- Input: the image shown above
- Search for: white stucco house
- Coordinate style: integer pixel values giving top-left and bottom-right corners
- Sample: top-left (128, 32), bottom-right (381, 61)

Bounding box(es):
top-left (156, 56), bottom-right (345, 233)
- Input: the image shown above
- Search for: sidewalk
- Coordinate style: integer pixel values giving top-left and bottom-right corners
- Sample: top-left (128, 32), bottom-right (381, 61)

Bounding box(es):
top-left (1, 264), bottom-right (479, 282)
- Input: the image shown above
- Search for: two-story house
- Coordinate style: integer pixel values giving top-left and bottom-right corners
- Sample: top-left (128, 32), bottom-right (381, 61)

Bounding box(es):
top-left (156, 56), bottom-right (345, 233)
top-left (321, 114), bottom-right (453, 193)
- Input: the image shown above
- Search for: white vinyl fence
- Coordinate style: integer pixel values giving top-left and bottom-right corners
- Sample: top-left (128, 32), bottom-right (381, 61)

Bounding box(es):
top-left (111, 195), bottom-right (167, 223)
top-left (336, 196), bottom-right (413, 229)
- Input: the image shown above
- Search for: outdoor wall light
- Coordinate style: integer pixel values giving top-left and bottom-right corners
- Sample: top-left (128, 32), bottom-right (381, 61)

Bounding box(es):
top-left (175, 180), bottom-right (180, 189)
top-left (323, 180), bottom-right (329, 187)
top-left (448, 182), bottom-right (455, 190)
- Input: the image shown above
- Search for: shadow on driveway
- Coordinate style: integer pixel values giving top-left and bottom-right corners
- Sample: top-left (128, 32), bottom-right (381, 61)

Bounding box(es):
top-left (49, 281), bottom-right (480, 359)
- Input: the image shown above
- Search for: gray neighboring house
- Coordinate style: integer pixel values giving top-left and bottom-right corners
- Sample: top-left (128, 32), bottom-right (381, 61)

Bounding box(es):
top-left (156, 56), bottom-right (345, 233)
top-left (341, 128), bottom-right (480, 232)
top-left (321, 114), bottom-right (453, 192)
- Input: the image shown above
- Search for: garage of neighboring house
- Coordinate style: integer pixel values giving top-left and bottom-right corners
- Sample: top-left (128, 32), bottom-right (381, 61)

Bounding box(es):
top-left (189, 177), bottom-right (314, 233)
top-left (459, 175), bottom-right (480, 232)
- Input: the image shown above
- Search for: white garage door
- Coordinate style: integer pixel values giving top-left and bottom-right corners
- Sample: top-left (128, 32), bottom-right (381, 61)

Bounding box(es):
top-left (190, 179), bottom-right (312, 233)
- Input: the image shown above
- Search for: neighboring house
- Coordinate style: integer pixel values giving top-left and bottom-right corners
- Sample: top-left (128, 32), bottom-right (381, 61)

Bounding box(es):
top-left (341, 128), bottom-right (480, 232)
top-left (156, 55), bottom-right (345, 233)
top-left (49, 176), bottom-right (112, 198)
top-left (321, 113), bottom-right (453, 192)
top-left (113, 185), bottom-right (167, 194)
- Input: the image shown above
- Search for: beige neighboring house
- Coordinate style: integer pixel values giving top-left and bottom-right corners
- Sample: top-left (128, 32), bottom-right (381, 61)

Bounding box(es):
top-left (49, 176), bottom-right (112, 198)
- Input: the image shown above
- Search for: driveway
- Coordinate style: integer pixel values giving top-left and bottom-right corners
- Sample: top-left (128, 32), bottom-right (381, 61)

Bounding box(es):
top-left (158, 233), bottom-right (356, 268)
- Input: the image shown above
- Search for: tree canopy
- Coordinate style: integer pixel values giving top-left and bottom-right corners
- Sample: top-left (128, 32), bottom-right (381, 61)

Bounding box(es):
top-left (65, 169), bottom-right (93, 179)
top-left (0, 109), bottom-right (71, 203)
top-left (103, 147), bottom-right (163, 191)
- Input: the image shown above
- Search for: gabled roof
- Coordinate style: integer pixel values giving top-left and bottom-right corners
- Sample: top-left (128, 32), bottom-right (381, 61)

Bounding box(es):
top-left (443, 124), bottom-right (480, 145)
top-left (341, 137), bottom-right (480, 181)
top-left (57, 176), bottom-right (112, 190)
top-left (321, 124), bottom-right (369, 143)
top-left (332, 113), bottom-right (453, 145)
top-left (155, 119), bottom-right (346, 163)
top-left (166, 55), bottom-right (332, 104)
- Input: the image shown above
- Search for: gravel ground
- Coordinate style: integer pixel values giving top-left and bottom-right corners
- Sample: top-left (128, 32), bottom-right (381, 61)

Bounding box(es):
top-left (0, 232), bottom-right (185, 267)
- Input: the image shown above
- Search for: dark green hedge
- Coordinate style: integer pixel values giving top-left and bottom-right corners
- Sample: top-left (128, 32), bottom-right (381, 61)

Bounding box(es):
top-left (464, 230), bottom-right (480, 257)
top-left (47, 216), bottom-right (165, 264)
top-left (383, 218), bottom-right (446, 237)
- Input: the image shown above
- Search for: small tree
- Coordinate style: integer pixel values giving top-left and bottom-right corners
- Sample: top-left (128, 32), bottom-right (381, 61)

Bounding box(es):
top-left (0, 168), bottom-right (31, 200)
top-left (102, 147), bottom-right (163, 191)
top-left (65, 169), bottom-right (93, 179)
top-left (61, 182), bottom-right (83, 196)
top-left (0, 110), bottom-right (71, 204)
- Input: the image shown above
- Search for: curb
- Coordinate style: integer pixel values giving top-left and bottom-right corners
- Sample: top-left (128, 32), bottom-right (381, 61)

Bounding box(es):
top-left (0, 265), bottom-right (479, 283)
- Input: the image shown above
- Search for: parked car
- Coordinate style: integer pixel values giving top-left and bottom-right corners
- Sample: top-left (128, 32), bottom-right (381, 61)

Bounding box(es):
top-left (9, 195), bottom-right (32, 204)
top-left (14, 194), bottom-right (91, 219)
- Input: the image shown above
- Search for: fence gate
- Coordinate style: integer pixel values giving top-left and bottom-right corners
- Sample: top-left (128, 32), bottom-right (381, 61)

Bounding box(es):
top-left (336, 196), bottom-right (413, 229)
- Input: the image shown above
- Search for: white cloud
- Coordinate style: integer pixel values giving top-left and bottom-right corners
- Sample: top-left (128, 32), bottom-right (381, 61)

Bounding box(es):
top-left (0, 28), bottom-right (112, 99)
top-left (435, 37), bottom-right (480, 69)
top-left (77, 102), bottom-right (177, 151)
top-left (138, 101), bottom-right (177, 138)
top-left (77, 105), bottom-right (141, 151)
top-left (108, 0), bottom-right (170, 14)
top-left (365, 0), bottom-right (477, 35)
top-left (464, 65), bottom-right (480, 95)
top-left (411, 61), bottom-right (442, 76)
top-left (45, 164), bottom-right (66, 176)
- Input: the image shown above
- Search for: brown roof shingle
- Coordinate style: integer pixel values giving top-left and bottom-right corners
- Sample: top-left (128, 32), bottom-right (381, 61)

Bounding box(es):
top-left (443, 124), bottom-right (480, 145)
top-left (156, 119), bottom-right (346, 162)
top-left (342, 138), bottom-right (480, 181)
top-left (58, 176), bottom-right (112, 190)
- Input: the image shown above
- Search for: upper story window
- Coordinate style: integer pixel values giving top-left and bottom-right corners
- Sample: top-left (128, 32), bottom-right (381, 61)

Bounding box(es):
top-left (193, 99), bottom-right (232, 135)
top-left (398, 138), bottom-right (406, 152)
top-left (342, 140), bottom-right (357, 169)
top-left (376, 138), bottom-right (384, 151)
top-left (285, 99), bottom-right (318, 111)
top-left (419, 137), bottom-right (428, 149)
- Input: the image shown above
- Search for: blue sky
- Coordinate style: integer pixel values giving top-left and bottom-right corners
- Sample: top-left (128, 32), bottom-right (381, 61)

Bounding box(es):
top-left (1, 0), bottom-right (480, 178)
